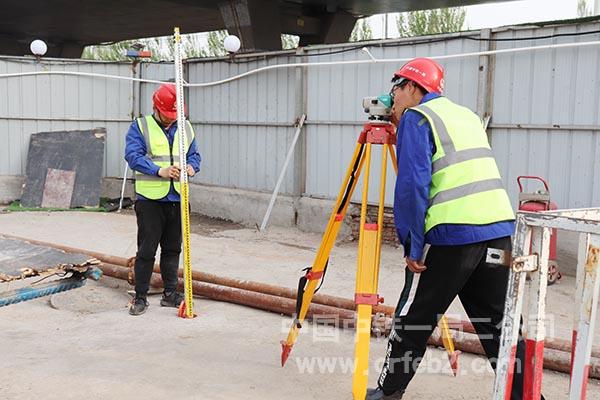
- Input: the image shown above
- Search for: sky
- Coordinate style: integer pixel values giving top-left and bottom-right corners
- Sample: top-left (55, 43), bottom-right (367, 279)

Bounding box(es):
top-left (366, 0), bottom-right (594, 38)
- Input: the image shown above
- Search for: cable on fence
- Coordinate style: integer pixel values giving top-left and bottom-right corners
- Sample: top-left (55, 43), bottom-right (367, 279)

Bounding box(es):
top-left (0, 40), bottom-right (599, 88)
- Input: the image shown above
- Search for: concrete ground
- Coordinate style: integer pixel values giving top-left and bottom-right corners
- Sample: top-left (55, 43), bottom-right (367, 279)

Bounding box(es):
top-left (0, 210), bottom-right (599, 399)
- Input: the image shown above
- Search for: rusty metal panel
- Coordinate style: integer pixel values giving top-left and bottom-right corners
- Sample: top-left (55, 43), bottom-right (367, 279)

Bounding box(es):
top-left (41, 168), bottom-right (76, 208)
top-left (21, 129), bottom-right (105, 208)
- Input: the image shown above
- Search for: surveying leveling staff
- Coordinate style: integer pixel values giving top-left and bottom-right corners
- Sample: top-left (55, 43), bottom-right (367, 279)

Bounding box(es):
top-left (365, 58), bottom-right (544, 400)
top-left (124, 83), bottom-right (201, 316)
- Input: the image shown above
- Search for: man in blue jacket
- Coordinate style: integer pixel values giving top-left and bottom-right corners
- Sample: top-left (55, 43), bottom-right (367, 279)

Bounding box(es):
top-left (366, 58), bottom-right (542, 400)
top-left (124, 83), bottom-right (201, 316)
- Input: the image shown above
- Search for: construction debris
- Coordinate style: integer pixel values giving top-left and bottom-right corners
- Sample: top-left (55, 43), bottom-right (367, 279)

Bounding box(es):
top-left (20, 129), bottom-right (106, 208)
top-left (0, 236), bottom-right (102, 307)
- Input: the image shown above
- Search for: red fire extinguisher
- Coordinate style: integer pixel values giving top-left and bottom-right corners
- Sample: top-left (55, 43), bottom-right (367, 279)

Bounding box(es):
top-left (517, 176), bottom-right (562, 285)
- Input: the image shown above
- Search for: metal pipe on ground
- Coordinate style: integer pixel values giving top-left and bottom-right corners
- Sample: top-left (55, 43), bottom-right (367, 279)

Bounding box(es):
top-left (127, 256), bottom-right (359, 310)
top-left (99, 261), bottom-right (600, 378)
top-left (6, 234), bottom-right (598, 361)
top-left (1, 234), bottom-right (358, 310)
top-left (99, 262), bottom-right (357, 325)
top-left (427, 330), bottom-right (600, 379)
top-left (133, 257), bottom-right (600, 360)
top-left (373, 306), bottom-right (598, 358)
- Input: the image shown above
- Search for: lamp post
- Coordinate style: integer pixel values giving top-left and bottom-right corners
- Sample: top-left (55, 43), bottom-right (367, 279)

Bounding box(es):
top-left (30, 39), bottom-right (47, 61)
top-left (223, 34), bottom-right (241, 62)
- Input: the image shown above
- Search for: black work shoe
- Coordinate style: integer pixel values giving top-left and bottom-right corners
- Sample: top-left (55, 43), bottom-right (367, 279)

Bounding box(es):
top-left (129, 296), bottom-right (149, 316)
top-left (365, 387), bottom-right (404, 400)
top-left (160, 291), bottom-right (184, 308)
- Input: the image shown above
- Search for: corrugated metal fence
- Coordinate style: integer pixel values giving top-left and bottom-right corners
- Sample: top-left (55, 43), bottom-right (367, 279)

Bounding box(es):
top-left (0, 19), bottom-right (599, 208)
top-left (0, 60), bottom-right (133, 177)
top-left (489, 23), bottom-right (600, 208)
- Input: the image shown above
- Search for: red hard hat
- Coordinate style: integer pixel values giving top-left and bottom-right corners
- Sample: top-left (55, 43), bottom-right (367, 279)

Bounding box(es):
top-left (152, 83), bottom-right (183, 119)
top-left (393, 58), bottom-right (445, 94)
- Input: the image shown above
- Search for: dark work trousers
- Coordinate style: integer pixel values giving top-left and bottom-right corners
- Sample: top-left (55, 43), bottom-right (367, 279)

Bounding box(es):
top-left (134, 200), bottom-right (182, 296)
top-left (377, 236), bottom-right (542, 400)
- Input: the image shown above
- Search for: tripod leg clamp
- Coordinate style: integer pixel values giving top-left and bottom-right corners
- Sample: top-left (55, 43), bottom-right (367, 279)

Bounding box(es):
top-left (305, 270), bottom-right (324, 280)
top-left (355, 293), bottom-right (384, 306)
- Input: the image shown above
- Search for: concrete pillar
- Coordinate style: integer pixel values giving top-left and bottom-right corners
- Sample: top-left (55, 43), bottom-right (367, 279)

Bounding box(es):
top-left (320, 11), bottom-right (357, 44)
top-left (218, 0), bottom-right (282, 51)
top-left (297, 11), bottom-right (357, 46)
top-left (56, 42), bottom-right (84, 58)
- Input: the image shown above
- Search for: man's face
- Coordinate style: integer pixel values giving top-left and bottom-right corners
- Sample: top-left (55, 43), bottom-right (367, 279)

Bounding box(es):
top-left (155, 110), bottom-right (176, 127)
top-left (390, 80), bottom-right (421, 120)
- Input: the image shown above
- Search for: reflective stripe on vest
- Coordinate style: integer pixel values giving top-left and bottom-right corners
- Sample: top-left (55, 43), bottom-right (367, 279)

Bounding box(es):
top-left (134, 115), bottom-right (195, 199)
top-left (409, 97), bottom-right (514, 232)
top-left (416, 104), bottom-right (494, 174)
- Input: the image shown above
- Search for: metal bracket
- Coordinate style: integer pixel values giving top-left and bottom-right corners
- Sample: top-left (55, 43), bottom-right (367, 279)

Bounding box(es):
top-left (512, 255), bottom-right (539, 272)
top-left (486, 248), bottom-right (539, 272)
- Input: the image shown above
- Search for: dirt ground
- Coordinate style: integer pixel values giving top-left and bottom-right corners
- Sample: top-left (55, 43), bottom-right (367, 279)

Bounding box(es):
top-left (0, 210), bottom-right (599, 399)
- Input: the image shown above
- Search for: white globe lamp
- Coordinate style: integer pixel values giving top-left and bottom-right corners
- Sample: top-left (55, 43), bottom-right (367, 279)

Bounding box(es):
top-left (30, 39), bottom-right (48, 56)
top-left (223, 35), bottom-right (241, 53)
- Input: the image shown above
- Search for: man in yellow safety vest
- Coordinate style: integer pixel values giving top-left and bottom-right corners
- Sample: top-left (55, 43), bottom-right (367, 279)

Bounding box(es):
top-left (124, 83), bottom-right (201, 316)
top-left (366, 58), bottom-right (543, 400)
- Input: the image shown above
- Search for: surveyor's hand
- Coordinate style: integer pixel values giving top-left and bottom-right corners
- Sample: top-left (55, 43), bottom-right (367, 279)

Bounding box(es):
top-left (406, 257), bottom-right (427, 273)
top-left (186, 165), bottom-right (195, 177)
top-left (158, 165), bottom-right (181, 180)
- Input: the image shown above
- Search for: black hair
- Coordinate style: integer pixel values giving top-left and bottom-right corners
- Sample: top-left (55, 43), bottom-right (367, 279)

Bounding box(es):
top-left (391, 77), bottom-right (427, 95)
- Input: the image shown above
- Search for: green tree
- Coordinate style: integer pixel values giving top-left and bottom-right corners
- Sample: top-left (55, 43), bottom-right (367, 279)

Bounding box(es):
top-left (181, 36), bottom-right (208, 58)
top-left (82, 39), bottom-right (139, 61)
top-left (350, 18), bottom-right (373, 42)
top-left (83, 37), bottom-right (172, 61)
top-left (282, 34), bottom-right (299, 50)
top-left (82, 31), bottom-right (224, 61)
top-left (396, 7), bottom-right (466, 38)
top-left (82, 30), bottom-right (303, 60)
top-left (205, 30), bottom-right (228, 57)
top-left (577, 0), bottom-right (592, 17)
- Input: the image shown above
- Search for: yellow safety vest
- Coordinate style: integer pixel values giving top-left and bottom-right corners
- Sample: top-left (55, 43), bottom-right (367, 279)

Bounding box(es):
top-left (409, 97), bottom-right (515, 233)
top-left (134, 115), bottom-right (195, 200)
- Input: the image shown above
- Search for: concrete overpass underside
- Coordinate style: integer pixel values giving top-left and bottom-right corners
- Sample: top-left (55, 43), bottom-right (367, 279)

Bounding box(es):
top-left (1, 0), bottom-right (515, 57)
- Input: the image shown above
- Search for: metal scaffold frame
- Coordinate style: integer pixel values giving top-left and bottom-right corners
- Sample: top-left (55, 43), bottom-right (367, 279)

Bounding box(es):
top-left (492, 208), bottom-right (600, 400)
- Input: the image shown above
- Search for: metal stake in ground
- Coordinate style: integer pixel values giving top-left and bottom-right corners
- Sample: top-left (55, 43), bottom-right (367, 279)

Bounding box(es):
top-left (173, 26), bottom-right (195, 319)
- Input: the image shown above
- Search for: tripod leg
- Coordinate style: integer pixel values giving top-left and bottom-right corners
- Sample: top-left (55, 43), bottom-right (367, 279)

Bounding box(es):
top-left (388, 144), bottom-right (397, 176)
top-left (281, 142), bottom-right (366, 366)
top-left (353, 143), bottom-right (388, 399)
top-left (439, 315), bottom-right (461, 376)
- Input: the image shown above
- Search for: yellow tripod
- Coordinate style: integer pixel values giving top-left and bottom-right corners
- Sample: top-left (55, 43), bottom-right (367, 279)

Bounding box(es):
top-left (280, 120), bottom-right (459, 399)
